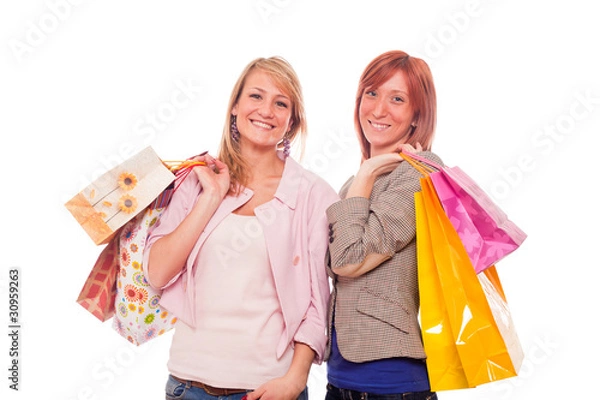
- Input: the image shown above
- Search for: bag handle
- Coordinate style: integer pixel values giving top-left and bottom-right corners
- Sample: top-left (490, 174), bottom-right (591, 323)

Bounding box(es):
top-left (401, 150), bottom-right (443, 171)
top-left (400, 151), bottom-right (437, 176)
top-left (162, 159), bottom-right (207, 192)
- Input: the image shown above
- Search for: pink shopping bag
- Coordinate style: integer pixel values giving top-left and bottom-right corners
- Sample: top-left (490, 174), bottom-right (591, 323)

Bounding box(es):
top-left (402, 151), bottom-right (527, 273)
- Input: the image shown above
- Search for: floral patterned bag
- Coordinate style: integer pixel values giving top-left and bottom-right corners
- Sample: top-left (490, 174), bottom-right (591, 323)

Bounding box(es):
top-left (111, 206), bottom-right (177, 345)
top-left (110, 158), bottom-right (204, 345)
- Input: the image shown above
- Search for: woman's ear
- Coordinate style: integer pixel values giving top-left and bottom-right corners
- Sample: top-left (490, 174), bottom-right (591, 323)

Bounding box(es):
top-left (231, 104), bottom-right (238, 116)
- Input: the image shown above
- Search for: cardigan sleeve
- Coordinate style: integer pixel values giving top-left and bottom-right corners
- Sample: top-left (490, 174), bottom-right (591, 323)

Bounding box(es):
top-left (327, 151), bottom-right (443, 272)
top-left (142, 172), bottom-right (202, 290)
top-left (292, 176), bottom-right (340, 363)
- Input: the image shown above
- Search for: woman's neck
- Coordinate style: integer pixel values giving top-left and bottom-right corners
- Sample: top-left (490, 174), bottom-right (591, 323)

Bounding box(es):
top-left (242, 148), bottom-right (285, 183)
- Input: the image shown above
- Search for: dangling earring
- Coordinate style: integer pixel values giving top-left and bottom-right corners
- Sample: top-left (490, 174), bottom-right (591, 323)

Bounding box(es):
top-left (231, 116), bottom-right (240, 142)
top-left (283, 136), bottom-right (291, 158)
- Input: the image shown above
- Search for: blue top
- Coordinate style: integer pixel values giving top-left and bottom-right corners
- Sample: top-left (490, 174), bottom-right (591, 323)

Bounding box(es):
top-left (327, 327), bottom-right (431, 394)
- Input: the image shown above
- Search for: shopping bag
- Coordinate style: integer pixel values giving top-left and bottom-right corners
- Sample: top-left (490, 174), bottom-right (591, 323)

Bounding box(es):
top-left (65, 146), bottom-right (176, 245)
top-left (419, 175), bottom-right (523, 389)
top-left (73, 154), bottom-right (204, 343)
top-left (76, 236), bottom-right (120, 321)
top-left (416, 190), bottom-right (469, 390)
top-left (111, 205), bottom-right (177, 345)
top-left (403, 151), bottom-right (527, 273)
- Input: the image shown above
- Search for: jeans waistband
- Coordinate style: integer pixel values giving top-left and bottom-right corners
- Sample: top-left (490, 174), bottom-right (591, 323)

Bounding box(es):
top-left (171, 375), bottom-right (248, 396)
top-left (326, 383), bottom-right (437, 400)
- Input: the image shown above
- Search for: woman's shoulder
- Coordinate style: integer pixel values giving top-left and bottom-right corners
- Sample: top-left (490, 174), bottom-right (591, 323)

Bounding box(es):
top-left (417, 150), bottom-right (444, 166)
top-left (382, 151), bottom-right (443, 188)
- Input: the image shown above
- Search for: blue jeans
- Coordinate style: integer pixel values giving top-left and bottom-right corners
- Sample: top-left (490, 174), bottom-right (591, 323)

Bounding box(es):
top-left (165, 375), bottom-right (309, 400)
top-left (325, 383), bottom-right (437, 400)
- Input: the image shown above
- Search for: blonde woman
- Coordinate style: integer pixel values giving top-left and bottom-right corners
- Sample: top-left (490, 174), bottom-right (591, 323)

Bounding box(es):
top-left (144, 57), bottom-right (339, 400)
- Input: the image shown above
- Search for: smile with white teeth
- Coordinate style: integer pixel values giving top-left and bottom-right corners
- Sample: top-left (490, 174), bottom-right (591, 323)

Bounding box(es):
top-left (251, 120), bottom-right (274, 129)
top-left (369, 120), bottom-right (390, 131)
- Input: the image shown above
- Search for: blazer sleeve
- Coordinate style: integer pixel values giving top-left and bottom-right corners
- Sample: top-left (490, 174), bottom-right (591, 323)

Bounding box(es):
top-left (327, 151), bottom-right (443, 274)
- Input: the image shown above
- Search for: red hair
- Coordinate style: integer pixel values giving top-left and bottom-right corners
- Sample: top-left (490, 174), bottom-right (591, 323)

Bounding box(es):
top-left (354, 50), bottom-right (437, 159)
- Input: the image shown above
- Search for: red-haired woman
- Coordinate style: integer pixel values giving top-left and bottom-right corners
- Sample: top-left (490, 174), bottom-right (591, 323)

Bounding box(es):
top-left (325, 50), bottom-right (442, 400)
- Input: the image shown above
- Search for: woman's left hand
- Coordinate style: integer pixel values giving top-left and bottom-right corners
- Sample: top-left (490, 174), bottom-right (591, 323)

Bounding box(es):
top-left (244, 376), bottom-right (304, 400)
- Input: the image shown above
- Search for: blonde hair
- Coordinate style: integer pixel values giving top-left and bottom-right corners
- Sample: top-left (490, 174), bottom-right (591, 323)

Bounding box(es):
top-left (218, 56), bottom-right (307, 194)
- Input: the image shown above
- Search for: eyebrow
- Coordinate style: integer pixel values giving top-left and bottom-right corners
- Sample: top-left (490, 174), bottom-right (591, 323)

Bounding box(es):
top-left (248, 86), bottom-right (291, 101)
top-left (365, 87), bottom-right (408, 95)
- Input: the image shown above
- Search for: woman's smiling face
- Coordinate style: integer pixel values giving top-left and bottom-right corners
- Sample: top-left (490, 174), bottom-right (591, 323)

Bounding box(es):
top-left (232, 69), bottom-right (293, 153)
top-left (359, 70), bottom-right (416, 156)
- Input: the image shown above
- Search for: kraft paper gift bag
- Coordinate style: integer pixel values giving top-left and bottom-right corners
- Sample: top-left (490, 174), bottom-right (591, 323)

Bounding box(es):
top-left (76, 236), bottom-right (120, 321)
top-left (65, 146), bottom-right (176, 245)
top-left (402, 151), bottom-right (527, 273)
top-left (418, 175), bottom-right (524, 389)
top-left (111, 206), bottom-right (177, 345)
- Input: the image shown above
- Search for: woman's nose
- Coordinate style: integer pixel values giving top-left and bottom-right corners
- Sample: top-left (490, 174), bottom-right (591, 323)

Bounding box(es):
top-left (258, 102), bottom-right (275, 118)
top-left (372, 98), bottom-right (387, 118)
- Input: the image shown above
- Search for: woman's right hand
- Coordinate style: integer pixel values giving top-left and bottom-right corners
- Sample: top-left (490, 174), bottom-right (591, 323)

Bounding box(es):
top-left (347, 153), bottom-right (403, 199)
top-left (191, 153), bottom-right (230, 201)
top-left (358, 153), bottom-right (404, 179)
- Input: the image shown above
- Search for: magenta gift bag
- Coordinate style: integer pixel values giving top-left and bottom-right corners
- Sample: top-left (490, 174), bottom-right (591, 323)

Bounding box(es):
top-left (402, 152), bottom-right (527, 273)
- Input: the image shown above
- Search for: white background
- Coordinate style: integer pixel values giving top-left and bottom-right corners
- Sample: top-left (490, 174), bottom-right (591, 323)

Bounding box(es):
top-left (1, 1), bottom-right (599, 399)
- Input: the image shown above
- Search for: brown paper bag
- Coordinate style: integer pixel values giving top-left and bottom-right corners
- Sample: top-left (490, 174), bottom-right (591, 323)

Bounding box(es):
top-left (65, 146), bottom-right (175, 245)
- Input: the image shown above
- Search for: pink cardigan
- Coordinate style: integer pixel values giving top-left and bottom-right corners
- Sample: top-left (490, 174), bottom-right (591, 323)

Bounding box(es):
top-left (142, 155), bottom-right (339, 362)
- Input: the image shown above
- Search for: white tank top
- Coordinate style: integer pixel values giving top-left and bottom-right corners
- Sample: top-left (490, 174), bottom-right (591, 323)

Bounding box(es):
top-left (167, 213), bottom-right (293, 389)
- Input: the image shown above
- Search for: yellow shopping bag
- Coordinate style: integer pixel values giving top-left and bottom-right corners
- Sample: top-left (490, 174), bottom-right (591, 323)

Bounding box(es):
top-left (417, 174), bottom-right (524, 390)
top-left (416, 190), bottom-right (469, 390)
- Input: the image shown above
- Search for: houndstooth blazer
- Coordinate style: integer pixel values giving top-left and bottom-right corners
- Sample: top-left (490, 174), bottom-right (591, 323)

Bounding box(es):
top-left (325, 151), bottom-right (443, 363)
